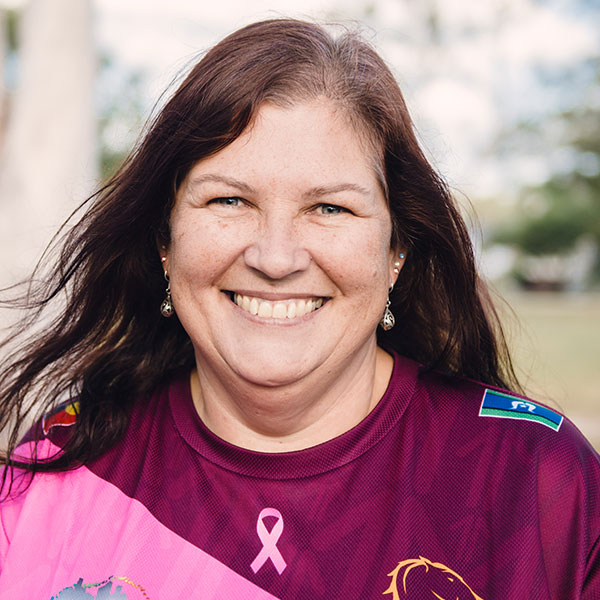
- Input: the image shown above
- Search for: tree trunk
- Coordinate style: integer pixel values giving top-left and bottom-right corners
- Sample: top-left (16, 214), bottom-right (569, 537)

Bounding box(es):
top-left (0, 0), bottom-right (97, 289)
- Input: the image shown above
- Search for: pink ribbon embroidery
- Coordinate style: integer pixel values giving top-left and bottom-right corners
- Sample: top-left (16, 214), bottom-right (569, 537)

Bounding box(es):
top-left (251, 507), bottom-right (287, 575)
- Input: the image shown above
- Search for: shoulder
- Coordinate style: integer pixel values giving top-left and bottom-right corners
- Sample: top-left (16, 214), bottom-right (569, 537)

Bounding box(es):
top-left (411, 366), bottom-right (600, 476)
top-left (414, 367), bottom-right (600, 558)
top-left (6, 401), bottom-right (80, 468)
top-left (417, 367), bottom-right (571, 435)
top-left (416, 365), bottom-right (600, 492)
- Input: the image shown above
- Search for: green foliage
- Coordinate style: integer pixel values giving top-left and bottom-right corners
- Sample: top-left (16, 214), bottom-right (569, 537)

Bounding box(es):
top-left (496, 208), bottom-right (588, 255)
top-left (100, 147), bottom-right (130, 181)
top-left (496, 171), bottom-right (600, 256)
top-left (97, 54), bottom-right (146, 181)
top-left (493, 57), bottom-right (600, 283)
top-left (5, 9), bottom-right (19, 52)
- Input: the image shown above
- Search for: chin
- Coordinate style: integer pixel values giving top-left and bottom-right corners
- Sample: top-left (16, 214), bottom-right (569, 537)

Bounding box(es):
top-left (230, 355), bottom-right (319, 388)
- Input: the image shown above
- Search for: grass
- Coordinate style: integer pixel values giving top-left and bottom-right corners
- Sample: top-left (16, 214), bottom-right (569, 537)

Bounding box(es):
top-left (498, 291), bottom-right (600, 450)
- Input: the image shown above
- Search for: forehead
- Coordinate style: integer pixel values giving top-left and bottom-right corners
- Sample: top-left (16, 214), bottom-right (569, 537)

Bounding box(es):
top-left (185, 99), bottom-right (385, 194)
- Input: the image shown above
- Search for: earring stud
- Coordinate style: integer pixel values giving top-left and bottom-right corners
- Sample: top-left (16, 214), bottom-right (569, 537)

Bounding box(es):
top-left (393, 253), bottom-right (406, 275)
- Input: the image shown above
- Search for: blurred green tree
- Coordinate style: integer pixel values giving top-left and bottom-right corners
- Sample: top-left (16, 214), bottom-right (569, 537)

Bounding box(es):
top-left (97, 54), bottom-right (146, 180)
top-left (493, 58), bottom-right (600, 283)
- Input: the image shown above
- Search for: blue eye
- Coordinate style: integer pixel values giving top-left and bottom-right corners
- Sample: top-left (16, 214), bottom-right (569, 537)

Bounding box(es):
top-left (211, 197), bottom-right (242, 207)
top-left (318, 204), bottom-right (346, 215)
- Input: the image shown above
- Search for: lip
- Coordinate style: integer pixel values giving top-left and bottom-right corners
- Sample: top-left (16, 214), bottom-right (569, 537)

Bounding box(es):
top-left (225, 289), bottom-right (328, 302)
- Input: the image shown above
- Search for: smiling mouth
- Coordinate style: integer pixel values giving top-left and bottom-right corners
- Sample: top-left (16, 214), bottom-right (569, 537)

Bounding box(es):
top-left (228, 293), bottom-right (326, 319)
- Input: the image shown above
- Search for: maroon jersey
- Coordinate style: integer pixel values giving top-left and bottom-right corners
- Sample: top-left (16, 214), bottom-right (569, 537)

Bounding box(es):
top-left (1, 353), bottom-right (599, 598)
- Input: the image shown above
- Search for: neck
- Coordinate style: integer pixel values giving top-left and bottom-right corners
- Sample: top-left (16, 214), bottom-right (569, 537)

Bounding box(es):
top-left (189, 344), bottom-right (394, 452)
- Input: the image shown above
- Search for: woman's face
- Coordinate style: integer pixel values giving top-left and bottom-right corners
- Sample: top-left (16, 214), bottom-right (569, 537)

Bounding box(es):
top-left (165, 98), bottom-right (399, 388)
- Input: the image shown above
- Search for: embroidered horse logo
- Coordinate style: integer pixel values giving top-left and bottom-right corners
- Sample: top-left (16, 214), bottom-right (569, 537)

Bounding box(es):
top-left (383, 556), bottom-right (484, 599)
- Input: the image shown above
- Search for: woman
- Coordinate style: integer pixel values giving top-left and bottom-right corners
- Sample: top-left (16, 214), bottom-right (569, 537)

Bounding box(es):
top-left (0, 19), bottom-right (598, 599)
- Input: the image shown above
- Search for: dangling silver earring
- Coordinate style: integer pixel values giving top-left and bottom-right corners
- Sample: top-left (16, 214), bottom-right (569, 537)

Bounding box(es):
top-left (380, 287), bottom-right (395, 331)
top-left (160, 272), bottom-right (174, 318)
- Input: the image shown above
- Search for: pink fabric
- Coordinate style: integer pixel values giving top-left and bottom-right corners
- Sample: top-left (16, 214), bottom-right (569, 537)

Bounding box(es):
top-left (0, 441), bottom-right (280, 599)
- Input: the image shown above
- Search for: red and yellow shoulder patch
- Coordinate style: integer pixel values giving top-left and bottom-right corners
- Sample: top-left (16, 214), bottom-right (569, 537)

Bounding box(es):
top-left (42, 401), bottom-right (80, 435)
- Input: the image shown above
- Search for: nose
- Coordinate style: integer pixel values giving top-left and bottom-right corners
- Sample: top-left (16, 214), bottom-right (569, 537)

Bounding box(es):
top-left (244, 209), bottom-right (311, 279)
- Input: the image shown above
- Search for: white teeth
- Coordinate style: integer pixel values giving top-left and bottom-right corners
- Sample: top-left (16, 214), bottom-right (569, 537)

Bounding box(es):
top-left (272, 303), bottom-right (287, 319)
top-left (258, 301), bottom-right (272, 318)
top-left (230, 294), bottom-right (325, 320)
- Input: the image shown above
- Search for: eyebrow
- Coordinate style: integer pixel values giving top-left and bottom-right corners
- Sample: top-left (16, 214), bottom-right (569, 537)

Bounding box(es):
top-left (187, 174), bottom-right (255, 194)
top-left (187, 174), bottom-right (371, 198)
top-left (302, 183), bottom-right (372, 199)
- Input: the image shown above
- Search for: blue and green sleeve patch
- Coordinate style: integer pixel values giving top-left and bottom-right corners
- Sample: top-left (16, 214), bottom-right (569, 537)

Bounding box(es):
top-left (479, 389), bottom-right (563, 432)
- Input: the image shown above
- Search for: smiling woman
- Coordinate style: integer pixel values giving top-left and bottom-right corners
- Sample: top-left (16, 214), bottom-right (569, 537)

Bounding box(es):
top-left (167, 100), bottom-right (397, 445)
top-left (0, 18), bottom-right (598, 600)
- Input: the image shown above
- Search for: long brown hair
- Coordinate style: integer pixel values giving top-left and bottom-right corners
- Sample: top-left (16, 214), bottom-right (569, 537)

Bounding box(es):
top-left (0, 18), bottom-right (519, 485)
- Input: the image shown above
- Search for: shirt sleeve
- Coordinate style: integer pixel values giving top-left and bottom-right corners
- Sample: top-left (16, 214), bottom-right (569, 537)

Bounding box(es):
top-left (0, 437), bottom-right (60, 573)
top-left (583, 533), bottom-right (600, 599)
top-left (537, 419), bottom-right (600, 598)
top-left (0, 472), bottom-right (29, 573)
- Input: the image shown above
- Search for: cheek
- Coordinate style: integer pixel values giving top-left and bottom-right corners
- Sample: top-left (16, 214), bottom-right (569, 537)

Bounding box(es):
top-left (312, 225), bottom-right (392, 289)
top-left (169, 217), bottom-right (250, 282)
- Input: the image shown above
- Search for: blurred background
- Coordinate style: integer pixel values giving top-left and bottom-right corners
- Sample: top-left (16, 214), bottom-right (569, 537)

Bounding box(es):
top-left (0, 0), bottom-right (598, 446)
